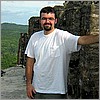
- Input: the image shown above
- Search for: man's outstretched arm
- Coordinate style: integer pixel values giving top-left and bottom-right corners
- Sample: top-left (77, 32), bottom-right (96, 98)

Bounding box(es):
top-left (78, 34), bottom-right (99, 45)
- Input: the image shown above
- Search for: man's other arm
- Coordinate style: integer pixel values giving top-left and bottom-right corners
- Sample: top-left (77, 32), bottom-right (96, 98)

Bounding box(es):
top-left (25, 57), bottom-right (36, 99)
top-left (78, 34), bottom-right (99, 45)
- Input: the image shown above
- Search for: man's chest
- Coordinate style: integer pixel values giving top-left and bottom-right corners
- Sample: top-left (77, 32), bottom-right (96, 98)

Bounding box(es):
top-left (34, 36), bottom-right (62, 58)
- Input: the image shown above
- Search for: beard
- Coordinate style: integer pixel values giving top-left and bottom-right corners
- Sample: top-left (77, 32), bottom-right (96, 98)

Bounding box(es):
top-left (43, 23), bottom-right (52, 31)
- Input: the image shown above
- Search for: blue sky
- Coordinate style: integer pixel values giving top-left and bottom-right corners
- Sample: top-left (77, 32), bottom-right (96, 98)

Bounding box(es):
top-left (1, 1), bottom-right (65, 25)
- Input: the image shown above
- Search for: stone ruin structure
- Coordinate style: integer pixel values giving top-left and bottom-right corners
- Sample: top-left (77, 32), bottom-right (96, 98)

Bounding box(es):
top-left (59, 1), bottom-right (99, 99)
top-left (17, 1), bottom-right (99, 99)
top-left (17, 33), bottom-right (28, 67)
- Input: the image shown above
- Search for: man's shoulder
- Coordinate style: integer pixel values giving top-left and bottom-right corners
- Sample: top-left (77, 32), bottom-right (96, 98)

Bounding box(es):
top-left (55, 28), bottom-right (70, 35)
top-left (31, 30), bottom-right (43, 37)
top-left (33, 30), bottom-right (43, 35)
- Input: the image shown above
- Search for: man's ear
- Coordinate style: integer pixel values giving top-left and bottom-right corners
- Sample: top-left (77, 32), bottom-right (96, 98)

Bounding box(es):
top-left (55, 18), bottom-right (57, 24)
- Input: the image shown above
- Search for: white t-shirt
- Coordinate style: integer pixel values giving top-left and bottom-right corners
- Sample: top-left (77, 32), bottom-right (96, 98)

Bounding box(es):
top-left (25, 28), bottom-right (81, 94)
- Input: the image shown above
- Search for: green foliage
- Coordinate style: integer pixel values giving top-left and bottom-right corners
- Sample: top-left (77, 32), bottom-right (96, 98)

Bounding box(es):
top-left (1, 23), bottom-right (28, 69)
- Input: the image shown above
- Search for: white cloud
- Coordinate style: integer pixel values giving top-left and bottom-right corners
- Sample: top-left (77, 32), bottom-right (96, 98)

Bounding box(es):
top-left (1, 1), bottom-right (64, 25)
top-left (1, 1), bottom-right (64, 11)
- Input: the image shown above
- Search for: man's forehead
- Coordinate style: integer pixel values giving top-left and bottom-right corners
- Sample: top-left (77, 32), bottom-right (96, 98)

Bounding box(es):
top-left (41, 12), bottom-right (55, 16)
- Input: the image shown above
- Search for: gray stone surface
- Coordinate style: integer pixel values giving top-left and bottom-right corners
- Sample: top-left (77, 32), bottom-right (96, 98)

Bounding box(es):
top-left (1, 66), bottom-right (28, 99)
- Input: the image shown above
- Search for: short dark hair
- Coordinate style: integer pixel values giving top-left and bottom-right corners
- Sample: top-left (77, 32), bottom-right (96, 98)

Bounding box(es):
top-left (40, 6), bottom-right (57, 18)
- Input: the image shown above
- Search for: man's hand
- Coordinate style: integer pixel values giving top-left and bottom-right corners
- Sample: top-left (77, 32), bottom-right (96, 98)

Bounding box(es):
top-left (26, 84), bottom-right (36, 99)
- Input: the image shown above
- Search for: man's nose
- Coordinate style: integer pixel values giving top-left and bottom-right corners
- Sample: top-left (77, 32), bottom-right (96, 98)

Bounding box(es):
top-left (45, 18), bottom-right (50, 22)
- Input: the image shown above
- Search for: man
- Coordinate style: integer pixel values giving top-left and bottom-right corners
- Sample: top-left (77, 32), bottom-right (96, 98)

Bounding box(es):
top-left (25, 6), bottom-right (99, 99)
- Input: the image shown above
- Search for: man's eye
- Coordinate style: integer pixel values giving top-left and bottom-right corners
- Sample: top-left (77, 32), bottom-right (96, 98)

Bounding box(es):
top-left (41, 18), bottom-right (55, 20)
top-left (49, 18), bottom-right (55, 20)
top-left (41, 18), bottom-right (46, 20)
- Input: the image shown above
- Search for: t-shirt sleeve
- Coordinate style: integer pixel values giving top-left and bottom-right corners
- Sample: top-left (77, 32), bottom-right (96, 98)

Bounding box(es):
top-left (25, 36), bottom-right (35, 58)
top-left (64, 32), bottom-right (81, 53)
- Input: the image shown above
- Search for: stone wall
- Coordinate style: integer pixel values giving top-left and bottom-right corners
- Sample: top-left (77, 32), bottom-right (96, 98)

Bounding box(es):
top-left (28, 17), bottom-right (42, 37)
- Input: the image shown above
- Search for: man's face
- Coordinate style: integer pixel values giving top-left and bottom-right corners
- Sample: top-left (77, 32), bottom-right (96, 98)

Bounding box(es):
top-left (40, 13), bottom-right (57, 31)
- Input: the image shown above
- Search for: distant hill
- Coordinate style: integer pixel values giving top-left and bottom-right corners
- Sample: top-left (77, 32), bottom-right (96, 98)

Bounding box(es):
top-left (1, 23), bottom-right (28, 34)
top-left (1, 23), bottom-right (28, 69)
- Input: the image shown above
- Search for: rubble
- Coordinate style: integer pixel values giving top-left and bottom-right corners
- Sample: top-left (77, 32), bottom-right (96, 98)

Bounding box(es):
top-left (1, 67), bottom-right (27, 99)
